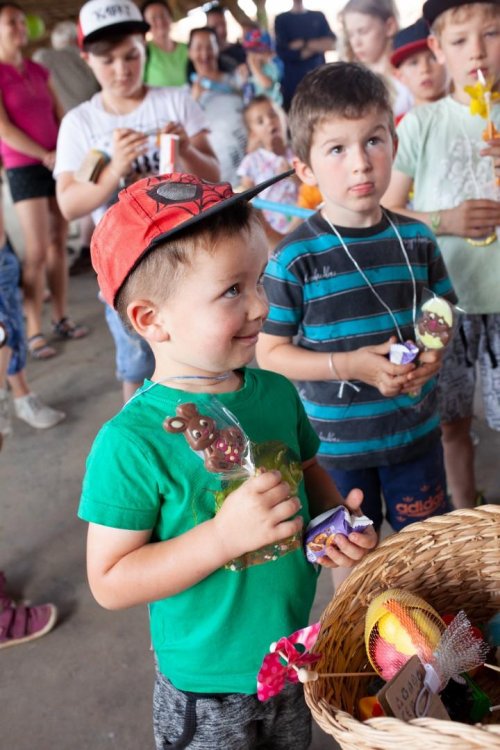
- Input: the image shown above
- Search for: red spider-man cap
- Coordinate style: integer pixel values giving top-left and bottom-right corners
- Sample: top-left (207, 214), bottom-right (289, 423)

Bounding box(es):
top-left (91, 170), bottom-right (294, 307)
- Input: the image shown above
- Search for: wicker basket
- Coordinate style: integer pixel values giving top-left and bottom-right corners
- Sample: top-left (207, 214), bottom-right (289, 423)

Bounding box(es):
top-left (305, 505), bottom-right (500, 750)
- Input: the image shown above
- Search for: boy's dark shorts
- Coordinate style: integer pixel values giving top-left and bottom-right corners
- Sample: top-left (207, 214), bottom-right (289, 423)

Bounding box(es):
top-left (326, 440), bottom-right (448, 532)
top-left (153, 669), bottom-right (311, 750)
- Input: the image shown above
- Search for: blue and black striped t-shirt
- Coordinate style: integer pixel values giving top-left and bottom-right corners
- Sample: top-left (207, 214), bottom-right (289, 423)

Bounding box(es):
top-left (262, 209), bottom-right (456, 470)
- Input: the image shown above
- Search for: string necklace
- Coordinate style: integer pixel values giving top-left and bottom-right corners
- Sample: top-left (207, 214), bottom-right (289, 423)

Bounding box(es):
top-left (322, 209), bottom-right (417, 343)
top-left (125, 371), bottom-right (233, 406)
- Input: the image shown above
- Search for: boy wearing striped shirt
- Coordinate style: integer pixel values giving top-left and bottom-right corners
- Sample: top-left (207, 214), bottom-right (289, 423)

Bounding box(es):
top-left (256, 62), bottom-right (456, 533)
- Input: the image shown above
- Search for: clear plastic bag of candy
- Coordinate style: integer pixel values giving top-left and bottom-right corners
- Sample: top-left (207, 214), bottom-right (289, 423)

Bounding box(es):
top-left (163, 397), bottom-right (254, 480)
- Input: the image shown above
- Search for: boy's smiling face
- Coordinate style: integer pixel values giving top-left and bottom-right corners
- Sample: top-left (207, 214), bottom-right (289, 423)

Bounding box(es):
top-left (428, 5), bottom-right (500, 103)
top-left (152, 221), bottom-right (270, 378)
top-left (294, 107), bottom-right (395, 228)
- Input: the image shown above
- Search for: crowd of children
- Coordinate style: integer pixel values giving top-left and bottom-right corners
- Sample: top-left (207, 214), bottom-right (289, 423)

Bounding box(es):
top-left (2, 0), bottom-right (500, 747)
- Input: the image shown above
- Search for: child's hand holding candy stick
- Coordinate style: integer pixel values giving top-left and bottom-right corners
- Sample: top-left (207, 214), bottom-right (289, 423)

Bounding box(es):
top-left (390, 295), bottom-right (457, 397)
top-left (401, 348), bottom-right (443, 395)
top-left (408, 296), bottom-right (455, 396)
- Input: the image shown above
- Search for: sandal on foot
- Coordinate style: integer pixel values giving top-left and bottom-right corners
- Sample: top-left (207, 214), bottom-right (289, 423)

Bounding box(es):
top-left (52, 317), bottom-right (89, 340)
top-left (27, 334), bottom-right (57, 360)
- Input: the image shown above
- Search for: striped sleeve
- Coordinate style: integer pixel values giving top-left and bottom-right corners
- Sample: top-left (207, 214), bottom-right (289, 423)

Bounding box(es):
top-left (263, 252), bottom-right (304, 337)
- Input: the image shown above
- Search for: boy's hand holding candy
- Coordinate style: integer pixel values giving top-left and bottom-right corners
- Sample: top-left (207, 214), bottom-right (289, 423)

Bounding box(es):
top-left (212, 470), bottom-right (303, 562)
top-left (343, 337), bottom-right (416, 398)
top-left (110, 127), bottom-right (148, 179)
top-left (390, 294), bottom-right (457, 396)
top-left (162, 121), bottom-right (190, 159)
top-left (311, 489), bottom-right (378, 569)
top-left (402, 348), bottom-right (443, 394)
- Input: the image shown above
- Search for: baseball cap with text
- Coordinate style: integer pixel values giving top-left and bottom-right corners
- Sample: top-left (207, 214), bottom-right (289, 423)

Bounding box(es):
top-left (77, 0), bottom-right (149, 48)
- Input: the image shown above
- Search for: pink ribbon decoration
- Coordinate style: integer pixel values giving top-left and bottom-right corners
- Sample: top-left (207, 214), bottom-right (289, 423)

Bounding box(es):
top-left (257, 622), bottom-right (321, 701)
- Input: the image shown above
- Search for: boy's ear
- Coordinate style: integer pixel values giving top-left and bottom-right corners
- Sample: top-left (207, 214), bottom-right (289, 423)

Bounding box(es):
top-left (427, 34), bottom-right (445, 65)
top-left (126, 299), bottom-right (170, 342)
top-left (292, 155), bottom-right (317, 187)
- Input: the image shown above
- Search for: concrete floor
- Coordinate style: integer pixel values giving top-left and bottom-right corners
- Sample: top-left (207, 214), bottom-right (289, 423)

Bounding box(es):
top-left (1, 265), bottom-right (499, 750)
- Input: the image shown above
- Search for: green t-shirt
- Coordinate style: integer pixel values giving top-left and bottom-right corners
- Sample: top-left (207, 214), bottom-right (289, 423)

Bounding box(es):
top-left (394, 95), bottom-right (500, 314)
top-left (79, 368), bottom-right (320, 693)
top-left (144, 41), bottom-right (189, 88)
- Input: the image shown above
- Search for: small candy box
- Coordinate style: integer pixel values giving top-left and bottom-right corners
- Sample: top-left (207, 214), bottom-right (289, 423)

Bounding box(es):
top-left (159, 133), bottom-right (179, 175)
top-left (389, 340), bottom-right (419, 366)
top-left (304, 506), bottom-right (373, 563)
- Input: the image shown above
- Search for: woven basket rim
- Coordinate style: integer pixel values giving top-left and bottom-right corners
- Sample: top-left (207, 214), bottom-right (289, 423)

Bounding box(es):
top-left (305, 506), bottom-right (500, 749)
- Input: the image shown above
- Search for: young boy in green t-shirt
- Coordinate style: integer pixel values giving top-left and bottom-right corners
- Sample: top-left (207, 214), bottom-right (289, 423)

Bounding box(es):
top-left (384, 0), bottom-right (500, 510)
top-left (78, 171), bottom-right (376, 749)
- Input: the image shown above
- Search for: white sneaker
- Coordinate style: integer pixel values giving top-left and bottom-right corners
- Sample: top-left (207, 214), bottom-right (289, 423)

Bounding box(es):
top-left (14, 393), bottom-right (65, 429)
top-left (0, 387), bottom-right (12, 437)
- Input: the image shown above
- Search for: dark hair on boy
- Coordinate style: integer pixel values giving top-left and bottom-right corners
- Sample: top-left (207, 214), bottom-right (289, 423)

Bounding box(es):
top-left (115, 201), bottom-right (260, 326)
top-left (83, 33), bottom-right (138, 54)
top-left (289, 61), bottom-right (395, 165)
